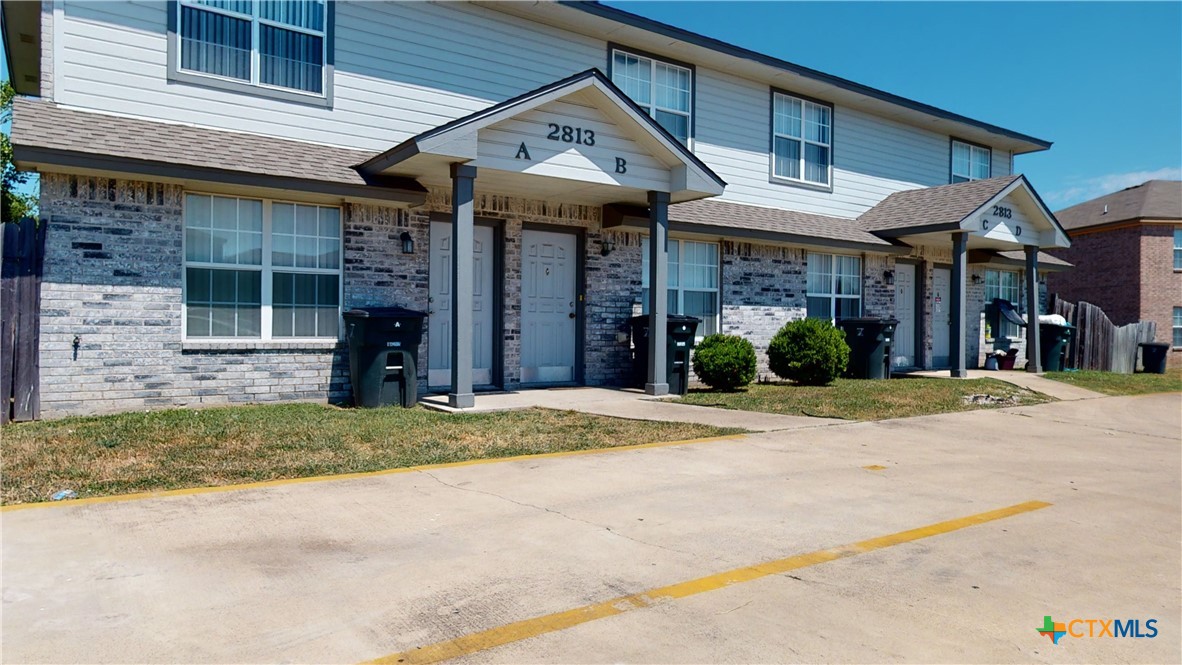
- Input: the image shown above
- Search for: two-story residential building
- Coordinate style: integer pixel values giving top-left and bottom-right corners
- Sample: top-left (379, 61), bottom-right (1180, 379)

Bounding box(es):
top-left (1047, 180), bottom-right (1182, 365)
top-left (3, 0), bottom-right (1070, 417)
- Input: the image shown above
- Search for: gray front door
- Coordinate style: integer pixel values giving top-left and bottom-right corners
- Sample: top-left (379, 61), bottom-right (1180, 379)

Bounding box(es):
top-left (932, 267), bottom-right (951, 368)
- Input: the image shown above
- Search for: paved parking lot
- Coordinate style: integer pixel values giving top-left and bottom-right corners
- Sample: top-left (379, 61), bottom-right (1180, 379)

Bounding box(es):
top-left (3, 393), bottom-right (1179, 663)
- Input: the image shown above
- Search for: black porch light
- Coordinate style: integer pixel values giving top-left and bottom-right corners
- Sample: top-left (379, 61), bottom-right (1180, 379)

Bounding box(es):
top-left (600, 237), bottom-right (616, 256)
top-left (399, 231), bottom-right (415, 254)
top-left (883, 269), bottom-right (895, 285)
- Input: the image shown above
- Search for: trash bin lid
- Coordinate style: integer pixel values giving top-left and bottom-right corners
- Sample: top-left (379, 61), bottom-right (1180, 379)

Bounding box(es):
top-left (1139, 342), bottom-right (1171, 349)
top-left (996, 300), bottom-right (1028, 327)
top-left (668, 314), bottom-right (702, 323)
top-left (343, 306), bottom-right (428, 319)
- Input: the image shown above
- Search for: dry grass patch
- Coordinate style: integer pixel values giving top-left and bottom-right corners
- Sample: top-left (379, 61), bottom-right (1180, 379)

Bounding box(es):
top-left (1043, 368), bottom-right (1182, 396)
top-left (679, 376), bottom-right (1053, 421)
top-left (1, 404), bottom-right (740, 505)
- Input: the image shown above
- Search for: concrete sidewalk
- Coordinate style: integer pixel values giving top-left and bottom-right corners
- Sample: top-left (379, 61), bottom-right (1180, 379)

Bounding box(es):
top-left (909, 368), bottom-right (1107, 401)
top-left (420, 387), bottom-right (843, 431)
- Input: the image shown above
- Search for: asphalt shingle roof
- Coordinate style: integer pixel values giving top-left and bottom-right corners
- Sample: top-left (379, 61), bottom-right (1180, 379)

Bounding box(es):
top-left (857, 175), bottom-right (1021, 232)
top-left (10, 97), bottom-right (378, 187)
top-left (669, 198), bottom-right (892, 246)
top-left (1054, 180), bottom-right (1182, 230)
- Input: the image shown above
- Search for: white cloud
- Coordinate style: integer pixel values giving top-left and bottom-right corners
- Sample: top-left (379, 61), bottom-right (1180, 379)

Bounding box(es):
top-left (1047, 167), bottom-right (1182, 207)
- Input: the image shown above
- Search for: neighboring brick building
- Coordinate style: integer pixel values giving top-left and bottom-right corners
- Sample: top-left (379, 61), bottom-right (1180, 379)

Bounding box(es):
top-left (1047, 180), bottom-right (1182, 365)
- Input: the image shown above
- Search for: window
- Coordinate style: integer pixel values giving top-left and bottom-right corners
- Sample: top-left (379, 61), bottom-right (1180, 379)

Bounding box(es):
top-left (1174, 307), bottom-right (1182, 348)
top-left (772, 92), bottom-right (832, 186)
top-left (1173, 228), bottom-right (1182, 270)
top-left (177, 0), bottom-right (327, 95)
top-left (985, 269), bottom-right (1022, 337)
top-left (641, 238), bottom-right (720, 337)
top-left (184, 193), bottom-right (341, 339)
top-left (951, 140), bottom-right (991, 183)
top-left (611, 49), bottom-right (692, 144)
top-left (806, 253), bottom-right (861, 322)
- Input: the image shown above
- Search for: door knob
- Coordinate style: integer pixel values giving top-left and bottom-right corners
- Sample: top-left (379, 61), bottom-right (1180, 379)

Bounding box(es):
top-left (569, 312), bottom-right (576, 319)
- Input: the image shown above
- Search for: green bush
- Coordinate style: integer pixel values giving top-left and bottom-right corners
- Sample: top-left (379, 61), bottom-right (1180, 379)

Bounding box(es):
top-left (767, 318), bottom-right (850, 386)
top-left (691, 334), bottom-right (757, 391)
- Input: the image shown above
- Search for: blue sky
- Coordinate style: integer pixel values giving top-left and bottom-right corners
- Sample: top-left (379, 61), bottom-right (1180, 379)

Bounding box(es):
top-left (3, 2), bottom-right (1180, 209)
top-left (604, 0), bottom-right (1182, 208)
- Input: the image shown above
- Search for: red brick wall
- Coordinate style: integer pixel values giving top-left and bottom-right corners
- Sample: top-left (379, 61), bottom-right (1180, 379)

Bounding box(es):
top-left (1138, 223), bottom-right (1182, 365)
top-left (1047, 225), bottom-right (1142, 325)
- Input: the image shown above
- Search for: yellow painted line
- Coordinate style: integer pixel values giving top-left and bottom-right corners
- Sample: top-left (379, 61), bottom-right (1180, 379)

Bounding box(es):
top-left (0, 433), bottom-right (745, 513)
top-left (863, 464), bottom-right (888, 471)
top-left (364, 500), bottom-right (1052, 665)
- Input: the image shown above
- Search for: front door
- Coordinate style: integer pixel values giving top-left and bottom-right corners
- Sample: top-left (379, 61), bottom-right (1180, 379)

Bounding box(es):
top-left (892, 263), bottom-right (917, 368)
top-left (428, 221), bottom-right (495, 389)
top-left (931, 267), bottom-right (951, 368)
top-left (520, 229), bottom-right (577, 384)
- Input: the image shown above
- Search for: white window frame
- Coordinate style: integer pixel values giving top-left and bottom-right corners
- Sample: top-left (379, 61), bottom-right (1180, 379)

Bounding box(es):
top-left (1173, 307), bottom-right (1182, 349)
top-left (610, 48), bottom-right (693, 146)
top-left (771, 91), bottom-right (833, 187)
top-left (806, 252), bottom-right (861, 323)
top-left (984, 268), bottom-right (1023, 338)
top-left (181, 192), bottom-right (343, 342)
top-left (951, 139), bottom-right (991, 183)
top-left (641, 237), bottom-right (720, 340)
top-left (175, 0), bottom-right (328, 98)
top-left (1173, 228), bottom-right (1182, 271)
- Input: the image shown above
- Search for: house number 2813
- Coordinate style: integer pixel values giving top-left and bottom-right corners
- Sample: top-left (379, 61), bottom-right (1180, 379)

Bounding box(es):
top-left (547, 123), bottom-right (595, 146)
top-left (991, 205), bottom-right (1013, 219)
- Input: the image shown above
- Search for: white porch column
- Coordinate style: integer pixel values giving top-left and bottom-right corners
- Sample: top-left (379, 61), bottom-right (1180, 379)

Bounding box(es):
top-left (449, 163), bottom-right (476, 408)
top-left (646, 190), bottom-right (670, 396)
top-left (949, 231), bottom-right (968, 378)
top-left (1025, 245), bottom-right (1042, 373)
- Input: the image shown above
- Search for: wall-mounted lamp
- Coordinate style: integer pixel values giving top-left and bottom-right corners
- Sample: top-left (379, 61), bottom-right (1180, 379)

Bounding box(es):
top-left (971, 274), bottom-right (983, 284)
top-left (600, 237), bottom-right (616, 256)
top-left (399, 231), bottom-right (415, 254)
top-left (883, 270), bottom-right (895, 285)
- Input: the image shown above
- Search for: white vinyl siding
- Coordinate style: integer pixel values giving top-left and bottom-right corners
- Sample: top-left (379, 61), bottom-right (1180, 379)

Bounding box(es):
top-left (611, 48), bottom-right (692, 144)
top-left (177, 0), bottom-right (327, 95)
top-left (183, 194), bottom-right (341, 339)
top-left (985, 269), bottom-right (1022, 337)
top-left (641, 239), bottom-right (720, 337)
top-left (772, 92), bottom-right (831, 186)
top-left (806, 253), bottom-right (861, 322)
top-left (952, 140), bottom-right (991, 183)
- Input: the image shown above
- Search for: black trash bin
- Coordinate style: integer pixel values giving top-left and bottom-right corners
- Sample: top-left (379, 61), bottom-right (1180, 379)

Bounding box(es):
top-left (837, 317), bottom-right (899, 379)
top-left (1038, 322), bottom-right (1075, 372)
top-left (343, 307), bottom-right (428, 408)
top-left (629, 314), bottom-right (702, 395)
top-left (1139, 342), bottom-right (1170, 374)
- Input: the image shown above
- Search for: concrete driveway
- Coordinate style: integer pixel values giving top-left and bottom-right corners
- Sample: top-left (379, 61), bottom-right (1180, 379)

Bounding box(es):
top-left (3, 393), bottom-right (1179, 664)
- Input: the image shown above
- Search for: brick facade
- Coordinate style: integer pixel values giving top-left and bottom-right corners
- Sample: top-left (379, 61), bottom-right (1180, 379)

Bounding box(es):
top-left (1138, 224), bottom-right (1182, 364)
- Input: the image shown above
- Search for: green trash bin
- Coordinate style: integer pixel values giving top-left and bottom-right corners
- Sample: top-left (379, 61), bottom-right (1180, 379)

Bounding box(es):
top-left (1038, 322), bottom-right (1075, 372)
top-left (629, 314), bottom-right (702, 395)
top-left (343, 307), bottom-right (428, 408)
top-left (837, 317), bottom-right (899, 379)
top-left (1139, 342), bottom-right (1169, 374)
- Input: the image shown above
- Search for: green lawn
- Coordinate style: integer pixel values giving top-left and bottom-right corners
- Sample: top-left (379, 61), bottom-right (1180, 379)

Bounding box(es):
top-left (678, 377), bottom-right (1053, 421)
top-left (0, 404), bottom-right (741, 505)
top-left (1043, 368), bottom-right (1182, 396)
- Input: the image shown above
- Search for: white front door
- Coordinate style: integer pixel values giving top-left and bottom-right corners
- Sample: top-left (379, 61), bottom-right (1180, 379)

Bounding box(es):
top-left (932, 267), bottom-right (951, 368)
top-left (428, 221), bottom-right (495, 388)
top-left (520, 229), bottom-right (577, 384)
top-left (892, 263), bottom-right (916, 368)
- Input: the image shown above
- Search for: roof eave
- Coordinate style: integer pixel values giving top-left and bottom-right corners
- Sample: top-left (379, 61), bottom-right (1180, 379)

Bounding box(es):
top-left (2, 0), bottom-right (42, 97)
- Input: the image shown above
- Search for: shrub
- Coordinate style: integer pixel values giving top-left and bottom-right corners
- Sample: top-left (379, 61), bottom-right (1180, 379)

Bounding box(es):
top-left (691, 334), bottom-right (757, 391)
top-left (767, 318), bottom-right (850, 386)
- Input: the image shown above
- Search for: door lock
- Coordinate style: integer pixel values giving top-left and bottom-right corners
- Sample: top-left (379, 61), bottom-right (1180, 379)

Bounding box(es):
top-left (569, 312), bottom-right (576, 319)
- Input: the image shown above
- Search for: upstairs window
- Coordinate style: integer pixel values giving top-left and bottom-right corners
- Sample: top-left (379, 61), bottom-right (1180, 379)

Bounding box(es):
top-left (1173, 228), bottom-right (1181, 270)
top-left (952, 140), bottom-right (991, 183)
top-left (177, 0), bottom-right (327, 95)
top-left (611, 49), bottom-right (692, 144)
top-left (772, 92), bottom-right (832, 186)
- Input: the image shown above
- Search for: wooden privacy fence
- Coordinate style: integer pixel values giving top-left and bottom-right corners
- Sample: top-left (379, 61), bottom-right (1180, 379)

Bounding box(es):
top-left (1049, 296), bottom-right (1157, 374)
top-left (1, 217), bottom-right (46, 424)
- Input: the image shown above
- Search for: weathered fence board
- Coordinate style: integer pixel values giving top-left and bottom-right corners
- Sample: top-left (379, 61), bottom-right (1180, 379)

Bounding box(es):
top-left (1049, 295), bottom-right (1156, 373)
top-left (1, 217), bottom-right (46, 424)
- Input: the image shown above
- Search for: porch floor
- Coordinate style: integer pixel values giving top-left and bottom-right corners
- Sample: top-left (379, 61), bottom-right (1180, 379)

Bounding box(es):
top-left (419, 387), bottom-right (843, 432)
top-left (908, 369), bottom-right (1106, 401)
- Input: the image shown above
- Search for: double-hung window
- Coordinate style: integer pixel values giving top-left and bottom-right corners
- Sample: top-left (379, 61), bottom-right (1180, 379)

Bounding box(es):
top-left (177, 0), bottom-right (328, 96)
top-left (611, 49), bottom-right (692, 144)
top-left (984, 269), bottom-right (1022, 337)
top-left (772, 92), bottom-right (832, 186)
top-left (1173, 228), bottom-right (1181, 270)
top-left (641, 239), bottom-right (720, 337)
top-left (806, 253), bottom-right (861, 322)
top-left (184, 193), bottom-right (341, 340)
top-left (951, 140), bottom-right (991, 183)
top-left (1174, 307), bottom-right (1182, 348)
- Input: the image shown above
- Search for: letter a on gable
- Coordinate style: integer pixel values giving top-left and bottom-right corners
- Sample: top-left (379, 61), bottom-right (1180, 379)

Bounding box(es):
top-left (516, 142), bottom-right (531, 160)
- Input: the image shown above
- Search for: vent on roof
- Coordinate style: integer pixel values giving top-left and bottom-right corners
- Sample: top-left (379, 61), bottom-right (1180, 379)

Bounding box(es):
top-left (1103, 205), bottom-right (1108, 214)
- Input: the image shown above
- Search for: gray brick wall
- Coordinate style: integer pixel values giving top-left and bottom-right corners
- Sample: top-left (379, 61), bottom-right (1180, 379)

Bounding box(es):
top-left (719, 242), bottom-right (806, 379)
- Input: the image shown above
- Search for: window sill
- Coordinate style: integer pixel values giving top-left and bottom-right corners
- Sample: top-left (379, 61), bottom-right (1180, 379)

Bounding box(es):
top-left (768, 175), bottom-right (834, 194)
top-left (166, 69), bottom-right (333, 109)
top-left (183, 340), bottom-right (343, 352)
